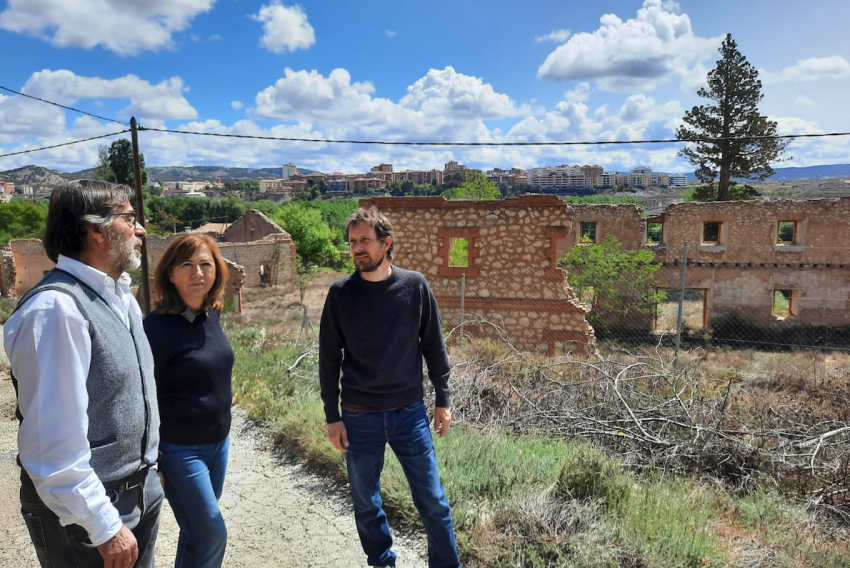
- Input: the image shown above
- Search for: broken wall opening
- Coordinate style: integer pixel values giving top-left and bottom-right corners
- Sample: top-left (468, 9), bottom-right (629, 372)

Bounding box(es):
top-left (654, 288), bottom-right (708, 333)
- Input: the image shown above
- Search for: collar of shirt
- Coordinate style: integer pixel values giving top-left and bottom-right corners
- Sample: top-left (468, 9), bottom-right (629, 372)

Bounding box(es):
top-left (180, 305), bottom-right (207, 323)
top-left (56, 255), bottom-right (136, 328)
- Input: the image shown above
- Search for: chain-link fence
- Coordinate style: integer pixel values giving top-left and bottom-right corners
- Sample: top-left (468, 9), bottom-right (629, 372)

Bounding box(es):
top-left (440, 256), bottom-right (850, 357)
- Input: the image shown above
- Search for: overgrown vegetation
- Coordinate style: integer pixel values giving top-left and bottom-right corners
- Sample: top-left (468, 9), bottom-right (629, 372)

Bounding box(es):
top-left (0, 199), bottom-right (48, 247)
top-left (223, 279), bottom-right (849, 568)
top-left (558, 234), bottom-right (665, 334)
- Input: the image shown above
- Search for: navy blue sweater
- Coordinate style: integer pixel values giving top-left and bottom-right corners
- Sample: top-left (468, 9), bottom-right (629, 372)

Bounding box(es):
top-left (143, 310), bottom-right (234, 445)
top-left (318, 267), bottom-right (452, 424)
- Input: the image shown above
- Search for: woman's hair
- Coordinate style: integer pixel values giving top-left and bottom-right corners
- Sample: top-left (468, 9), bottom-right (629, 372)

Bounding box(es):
top-left (152, 233), bottom-right (229, 313)
top-left (43, 180), bottom-right (134, 263)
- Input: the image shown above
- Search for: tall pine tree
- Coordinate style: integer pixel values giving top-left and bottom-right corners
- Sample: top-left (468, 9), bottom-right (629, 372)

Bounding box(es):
top-left (676, 34), bottom-right (789, 201)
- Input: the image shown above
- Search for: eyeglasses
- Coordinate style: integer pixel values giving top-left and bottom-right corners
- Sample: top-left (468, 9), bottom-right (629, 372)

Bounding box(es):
top-left (107, 211), bottom-right (138, 226)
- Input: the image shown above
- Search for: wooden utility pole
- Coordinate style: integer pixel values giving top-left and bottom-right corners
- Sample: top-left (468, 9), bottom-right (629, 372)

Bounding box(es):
top-left (130, 117), bottom-right (151, 315)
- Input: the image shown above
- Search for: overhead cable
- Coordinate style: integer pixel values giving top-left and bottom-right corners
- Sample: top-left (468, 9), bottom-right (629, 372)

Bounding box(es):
top-left (0, 85), bottom-right (129, 127)
top-left (0, 130), bottom-right (131, 159)
top-left (138, 126), bottom-right (850, 146)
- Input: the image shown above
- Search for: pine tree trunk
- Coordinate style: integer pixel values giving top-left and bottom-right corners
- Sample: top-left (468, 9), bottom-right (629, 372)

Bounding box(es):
top-left (717, 161), bottom-right (731, 201)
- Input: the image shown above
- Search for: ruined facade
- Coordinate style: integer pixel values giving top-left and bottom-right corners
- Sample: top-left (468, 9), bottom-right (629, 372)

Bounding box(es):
top-left (361, 196), bottom-right (595, 355)
top-left (363, 195), bottom-right (850, 354)
top-left (649, 198), bottom-right (850, 333)
top-left (0, 210), bottom-right (297, 306)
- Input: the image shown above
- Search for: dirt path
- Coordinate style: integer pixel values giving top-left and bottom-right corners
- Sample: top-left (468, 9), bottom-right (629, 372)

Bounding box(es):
top-left (0, 352), bottom-right (427, 567)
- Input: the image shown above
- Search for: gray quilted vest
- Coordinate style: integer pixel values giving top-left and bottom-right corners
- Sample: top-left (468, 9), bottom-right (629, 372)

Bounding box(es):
top-left (11, 269), bottom-right (159, 484)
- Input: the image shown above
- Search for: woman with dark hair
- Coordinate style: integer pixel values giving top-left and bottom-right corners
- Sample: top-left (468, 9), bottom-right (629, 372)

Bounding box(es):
top-left (143, 233), bottom-right (234, 568)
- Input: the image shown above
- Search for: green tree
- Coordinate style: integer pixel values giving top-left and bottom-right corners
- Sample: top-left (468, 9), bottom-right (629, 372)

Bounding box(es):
top-left (0, 200), bottom-right (49, 246)
top-left (93, 144), bottom-right (115, 182)
top-left (107, 139), bottom-right (149, 188)
top-left (681, 183), bottom-right (762, 202)
top-left (558, 235), bottom-right (664, 331)
top-left (676, 34), bottom-right (790, 201)
top-left (454, 171), bottom-right (500, 200)
top-left (273, 204), bottom-right (340, 266)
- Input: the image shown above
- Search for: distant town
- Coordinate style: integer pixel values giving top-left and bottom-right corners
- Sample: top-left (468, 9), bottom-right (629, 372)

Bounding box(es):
top-left (132, 161), bottom-right (687, 200)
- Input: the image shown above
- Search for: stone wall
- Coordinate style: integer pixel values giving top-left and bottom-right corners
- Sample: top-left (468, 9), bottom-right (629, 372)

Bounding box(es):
top-left (1, 209), bottom-right (297, 298)
top-left (7, 240), bottom-right (55, 295)
top-left (360, 195), bottom-right (850, 352)
top-left (360, 195), bottom-right (594, 355)
top-left (222, 210), bottom-right (285, 243)
top-left (650, 198), bottom-right (850, 330)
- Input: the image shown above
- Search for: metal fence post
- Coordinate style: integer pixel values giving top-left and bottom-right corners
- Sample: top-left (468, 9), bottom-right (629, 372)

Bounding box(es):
top-left (674, 240), bottom-right (689, 369)
top-left (460, 274), bottom-right (466, 348)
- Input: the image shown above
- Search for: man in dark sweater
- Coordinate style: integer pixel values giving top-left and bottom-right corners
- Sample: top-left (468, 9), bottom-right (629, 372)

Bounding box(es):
top-left (319, 207), bottom-right (461, 568)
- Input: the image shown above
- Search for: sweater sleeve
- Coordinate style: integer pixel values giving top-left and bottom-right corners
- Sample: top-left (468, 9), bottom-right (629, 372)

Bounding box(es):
top-left (318, 286), bottom-right (345, 423)
top-left (419, 278), bottom-right (452, 408)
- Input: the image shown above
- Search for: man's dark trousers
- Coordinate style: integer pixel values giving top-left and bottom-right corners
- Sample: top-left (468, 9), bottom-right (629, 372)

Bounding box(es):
top-left (20, 468), bottom-right (163, 568)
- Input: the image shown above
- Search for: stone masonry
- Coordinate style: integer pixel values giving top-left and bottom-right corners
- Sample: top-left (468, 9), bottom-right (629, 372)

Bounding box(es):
top-left (0, 210), bottom-right (297, 306)
top-left (361, 195), bottom-right (850, 354)
top-left (360, 195), bottom-right (594, 355)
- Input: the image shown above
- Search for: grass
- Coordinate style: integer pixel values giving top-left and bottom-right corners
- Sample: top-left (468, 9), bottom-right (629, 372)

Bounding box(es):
top-left (224, 279), bottom-right (849, 568)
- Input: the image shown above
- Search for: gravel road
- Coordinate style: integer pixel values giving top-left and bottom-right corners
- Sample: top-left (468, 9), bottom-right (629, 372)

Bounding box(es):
top-left (0, 338), bottom-right (427, 567)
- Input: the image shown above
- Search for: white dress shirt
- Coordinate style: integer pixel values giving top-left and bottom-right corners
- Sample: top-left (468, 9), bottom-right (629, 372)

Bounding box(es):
top-left (4, 255), bottom-right (143, 546)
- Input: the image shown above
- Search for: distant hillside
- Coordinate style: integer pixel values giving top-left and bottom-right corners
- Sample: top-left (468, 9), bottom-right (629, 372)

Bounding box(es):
top-left (1, 164), bottom-right (317, 187)
top-left (685, 163), bottom-right (850, 182)
top-left (0, 165), bottom-right (68, 187)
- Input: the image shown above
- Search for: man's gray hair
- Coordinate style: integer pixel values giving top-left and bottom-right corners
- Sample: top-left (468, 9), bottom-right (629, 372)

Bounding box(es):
top-left (43, 180), bottom-right (135, 263)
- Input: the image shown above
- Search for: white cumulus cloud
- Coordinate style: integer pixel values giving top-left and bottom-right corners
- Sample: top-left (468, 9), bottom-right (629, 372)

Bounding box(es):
top-left (537, 0), bottom-right (721, 92)
top-left (251, 2), bottom-right (315, 54)
top-left (22, 70), bottom-right (198, 120)
top-left (399, 67), bottom-right (530, 119)
top-left (535, 29), bottom-right (570, 43)
top-left (231, 100), bottom-right (245, 110)
top-left (762, 56), bottom-right (850, 84)
top-left (795, 95), bottom-right (816, 108)
top-left (0, 0), bottom-right (217, 56)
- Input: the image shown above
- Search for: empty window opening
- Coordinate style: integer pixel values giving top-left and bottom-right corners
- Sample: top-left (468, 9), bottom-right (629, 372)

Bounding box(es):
top-left (580, 222), bottom-right (597, 244)
top-left (449, 237), bottom-right (469, 267)
top-left (647, 222), bottom-right (663, 244)
top-left (654, 288), bottom-right (707, 333)
top-left (702, 222), bottom-right (721, 244)
top-left (777, 221), bottom-right (796, 244)
top-left (773, 290), bottom-right (797, 319)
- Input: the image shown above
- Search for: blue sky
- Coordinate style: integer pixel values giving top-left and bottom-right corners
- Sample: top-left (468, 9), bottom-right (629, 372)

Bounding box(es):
top-left (1, 0), bottom-right (849, 176)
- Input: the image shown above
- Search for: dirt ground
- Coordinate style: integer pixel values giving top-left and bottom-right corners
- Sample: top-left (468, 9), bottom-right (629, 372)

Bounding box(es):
top-left (0, 331), bottom-right (427, 568)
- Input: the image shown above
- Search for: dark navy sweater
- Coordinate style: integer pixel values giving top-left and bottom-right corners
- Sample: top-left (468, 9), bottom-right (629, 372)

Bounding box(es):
top-left (143, 309), bottom-right (234, 445)
top-left (318, 267), bottom-right (452, 424)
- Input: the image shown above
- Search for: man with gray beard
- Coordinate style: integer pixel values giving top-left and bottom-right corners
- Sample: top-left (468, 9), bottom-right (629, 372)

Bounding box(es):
top-left (5, 180), bottom-right (162, 568)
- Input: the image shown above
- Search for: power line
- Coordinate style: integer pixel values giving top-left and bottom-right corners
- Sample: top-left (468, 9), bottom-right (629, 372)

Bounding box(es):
top-left (138, 126), bottom-right (850, 146)
top-left (0, 130), bottom-right (131, 159)
top-left (0, 85), bottom-right (128, 126)
top-left (3, 84), bottom-right (849, 147)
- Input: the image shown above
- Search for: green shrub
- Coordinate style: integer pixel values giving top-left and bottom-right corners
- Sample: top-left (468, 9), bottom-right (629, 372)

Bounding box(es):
top-left (556, 444), bottom-right (633, 512)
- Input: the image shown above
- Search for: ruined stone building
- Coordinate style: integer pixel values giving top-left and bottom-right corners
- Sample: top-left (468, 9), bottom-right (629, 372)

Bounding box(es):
top-left (362, 195), bottom-right (850, 354)
top-left (0, 210), bottom-right (297, 312)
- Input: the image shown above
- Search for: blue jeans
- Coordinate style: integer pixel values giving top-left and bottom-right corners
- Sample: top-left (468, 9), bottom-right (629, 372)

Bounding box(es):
top-left (342, 401), bottom-right (460, 568)
top-left (159, 435), bottom-right (230, 568)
